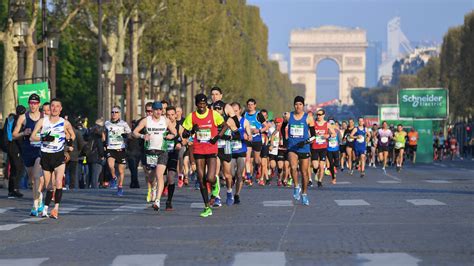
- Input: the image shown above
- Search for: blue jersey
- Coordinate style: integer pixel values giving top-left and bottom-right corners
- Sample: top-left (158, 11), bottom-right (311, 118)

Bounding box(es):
top-left (287, 112), bottom-right (310, 153)
top-left (353, 126), bottom-right (367, 150)
top-left (327, 130), bottom-right (340, 152)
top-left (244, 111), bottom-right (262, 142)
top-left (231, 117), bottom-right (247, 154)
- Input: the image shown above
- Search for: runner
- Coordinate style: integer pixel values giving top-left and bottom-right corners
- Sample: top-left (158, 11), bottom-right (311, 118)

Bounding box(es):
top-left (132, 102), bottom-right (177, 211)
top-left (163, 106), bottom-right (181, 210)
top-left (407, 127), bottom-right (419, 164)
top-left (286, 96), bottom-right (316, 205)
top-left (368, 123), bottom-right (378, 168)
top-left (344, 119), bottom-right (356, 174)
top-left (350, 117), bottom-right (370, 177)
top-left (393, 124), bottom-right (407, 172)
top-left (339, 121), bottom-right (348, 172)
top-left (377, 121), bottom-right (393, 173)
top-left (103, 106), bottom-right (132, 196)
top-left (311, 109), bottom-right (331, 187)
top-left (30, 98), bottom-right (76, 219)
top-left (259, 109), bottom-right (271, 186)
top-left (180, 94), bottom-right (228, 217)
top-left (448, 134), bottom-right (458, 160)
top-left (327, 120), bottom-right (341, 184)
top-left (229, 102), bottom-right (252, 205)
top-left (12, 94), bottom-right (44, 216)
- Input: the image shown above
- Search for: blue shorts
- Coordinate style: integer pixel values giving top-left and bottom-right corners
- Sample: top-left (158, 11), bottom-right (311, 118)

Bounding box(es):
top-left (22, 147), bottom-right (41, 167)
top-left (354, 147), bottom-right (366, 157)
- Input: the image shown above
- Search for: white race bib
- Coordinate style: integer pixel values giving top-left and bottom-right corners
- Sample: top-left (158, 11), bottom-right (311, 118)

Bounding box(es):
top-left (315, 135), bottom-right (325, 144)
top-left (231, 141), bottom-right (242, 151)
top-left (290, 124), bottom-right (304, 138)
top-left (381, 137), bottom-right (388, 143)
top-left (328, 139), bottom-right (338, 148)
top-left (196, 129), bottom-right (211, 142)
top-left (395, 142), bottom-right (404, 149)
top-left (146, 154), bottom-right (158, 166)
top-left (356, 135), bottom-right (365, 143)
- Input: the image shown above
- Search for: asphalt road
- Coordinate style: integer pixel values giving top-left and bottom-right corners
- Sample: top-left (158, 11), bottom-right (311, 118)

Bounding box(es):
top-left (0, 160), bottom-right (473, 265)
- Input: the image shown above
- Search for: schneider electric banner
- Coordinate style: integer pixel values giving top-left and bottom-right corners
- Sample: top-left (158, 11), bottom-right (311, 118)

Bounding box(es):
top-left (398, 88), bottom-right (448, 119)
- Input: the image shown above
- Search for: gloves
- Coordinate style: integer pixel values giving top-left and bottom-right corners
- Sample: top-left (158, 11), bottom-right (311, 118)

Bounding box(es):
top-left (209, 135), bottom-right (219, 144)
top-left (191, 124), bottom-right (200, 134)
top-left (66, 139), bottom-right (73, 147)
top-left (121, 133), bottom-right (128, 139)
top-left (41, 132), bottom-right (55, 142)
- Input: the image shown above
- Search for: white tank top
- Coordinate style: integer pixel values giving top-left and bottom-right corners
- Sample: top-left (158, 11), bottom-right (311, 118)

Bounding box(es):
top-left (105, 120), bottom-right (131, 150)
top-left (146, 116), bottom-right (167, 151)
top-left (40, 116), bottom-right (66, 153)
top-left (269, 131), bottom-right (280, 156)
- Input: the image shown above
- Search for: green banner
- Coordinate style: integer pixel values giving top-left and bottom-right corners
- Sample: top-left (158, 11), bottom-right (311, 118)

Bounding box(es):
top-left (17, 82), bottom-right (50, 107)
top-left (398, 88), bottom-right (448, 119)
top-left (413, 120), bottom-right (433, 163)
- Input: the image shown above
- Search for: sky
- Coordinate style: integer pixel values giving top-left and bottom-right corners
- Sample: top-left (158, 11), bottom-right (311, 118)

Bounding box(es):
top-left (246, 0), bottom-right (473, 102)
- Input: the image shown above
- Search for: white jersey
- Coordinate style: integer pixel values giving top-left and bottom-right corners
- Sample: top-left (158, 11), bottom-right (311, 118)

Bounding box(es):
top-left (269, 131), bottom-right (280, 156)
top-left (40, 116), bottom-right (66, 153)
top-left (105, 120), bottom-right (131, 150)
top-left (145, 116), bottom-right (167, 151)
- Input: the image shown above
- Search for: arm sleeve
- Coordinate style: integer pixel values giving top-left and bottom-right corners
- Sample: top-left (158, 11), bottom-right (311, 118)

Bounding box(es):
top-left (182, 113), bottom-right (194, 131)
top-left (213, 111), bottom-right (225, 126)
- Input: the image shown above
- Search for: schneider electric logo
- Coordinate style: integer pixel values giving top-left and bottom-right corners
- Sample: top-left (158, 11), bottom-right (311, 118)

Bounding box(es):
top-left (402, 94), bottom-right (443, 108)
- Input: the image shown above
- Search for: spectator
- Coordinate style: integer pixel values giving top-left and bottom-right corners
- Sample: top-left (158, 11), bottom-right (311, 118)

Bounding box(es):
top-left (83, 120), bottom-right (105, 189)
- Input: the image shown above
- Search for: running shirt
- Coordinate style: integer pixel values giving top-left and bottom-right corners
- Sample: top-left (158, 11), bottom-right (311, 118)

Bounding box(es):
top-left (327, 129), bottom-right (340, 152)
top-left (182, 108), bottom-right (224, 155)
top-left (353, 126), bottom-right (367, 150)
top-left (377, 129), bottom-right (393, 147)
top-left (269, 130), bottom-right (280, 156)
top-left (287, 112), bottom-right (309, 153)
top-left (145, 116), bottom-right (167, 151)
top-left (344, 127), bottom-right (355, 145)
top-left (408, 131), bottom-right (419, 146)
top-left (40, 116), bottom-right (66, 153)
top-left (105, 120), bottom-right (131, 150)
top-left (217, 115), bottom-right (232, 154)
top-left (312, 121), bottom-right (328, 150)
top-left (449, 137), bottom-right (457, 150)
top-left (244, 111), bottom-right (263, 142)
top-left (394, 131), bottom-right (407, 149)
top-left (231, 117), bottom-right (247, 154)
top-left (22, 112), bottom-right (42, 149)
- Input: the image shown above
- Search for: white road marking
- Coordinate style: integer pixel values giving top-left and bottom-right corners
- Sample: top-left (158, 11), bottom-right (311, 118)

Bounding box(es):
top-left (335, 181), bottom-right (351, 185)
top-left (335, 200), bottom-right (370, 206)
top-left (263, 200), bottom-right (294, 207)
top-left (383, 171), bottom-right (402, 182)
top-left (0, 258), bottom-right (49, 266)
top-left (112, 254), bottom-right (167, 266)
top-left (233, 252), bottom-right (286, 266)
top-left (407, 199), bottom-right (446, 206)
top-left (113, 204), bottom-right (148, 212)
top-left (61, 205), bottom-right (85, 214)
top-left (424, 180), bottom-right (452, 184)
top-left (0, 207), bottom-right (15, 214)
top-left (190, 203), bottom-right (205, 209)
top-left (357, 252), bottom-right (421, 266)
top-left (0, 223), bottom-right (26, 231)
top-left (377, 180), bottom-right (401, 184)
top-left (21, 217), bottom-right (46, 222)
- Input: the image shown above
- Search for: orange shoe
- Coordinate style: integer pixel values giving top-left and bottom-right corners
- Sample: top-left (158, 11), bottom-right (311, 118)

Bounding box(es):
top-left (162, 186), bottom-right (168, 197)
top-left (177, 176), bottom-right (184, 188)
top-left (50, 208), bottom-right (59, 219)
top-left (258, 179), bottom-right (265, 186)
top-left (207, 183), bottom-right (211, 194)
top-left (331, 178), bottom-right (337, 185)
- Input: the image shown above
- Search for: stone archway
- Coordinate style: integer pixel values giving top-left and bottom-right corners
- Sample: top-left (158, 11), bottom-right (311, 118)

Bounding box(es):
top-left (289, 26), bottom-right (367, 105)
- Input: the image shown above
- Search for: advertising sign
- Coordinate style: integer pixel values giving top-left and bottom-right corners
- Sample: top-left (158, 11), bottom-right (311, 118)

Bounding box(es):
top-left (379, 104), bottom-right (399, 121)
top-left (17, 82), bottom-right (50, 107)
top-left (398, 88), bottom-right (448, 119)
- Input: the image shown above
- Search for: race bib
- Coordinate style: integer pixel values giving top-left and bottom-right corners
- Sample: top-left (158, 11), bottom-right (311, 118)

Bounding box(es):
top-left (31, 132), bottom-right (42, 147)
top-left (251, 125), bottom-right (259, 137)
top-left (290, 124), bottom-right (304, 138)
top-left (315, 135), bottom-right (325, 144)
top-left (395, 142), bottom-right (404, 149)
top-left (146, 154), bottom-right (158, 166)
top-left (196, 129), bottom-right (211, 142)
top-left (450, 145), bottom-right (456, 150)
top-left (381, 137), bottom-right (388, 143)
top-left (231, 141), bottom-right (242, 151)
top-left (272, 140), bottom-right (279, 148)
top-left (218, 139), bottom-right (227, 148)
top-left (166, 141), bottom-right (175, 151)
top-left (328, 139), bottom-right (338, 148)
top-left (356, 135), bottom-right (365, 143)
top-left (410, 137), bottom-right (417, 141)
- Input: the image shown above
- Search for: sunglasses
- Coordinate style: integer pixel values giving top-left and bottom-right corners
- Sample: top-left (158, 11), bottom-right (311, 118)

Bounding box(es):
top-left (28, 101), bottom-right (40, 105)
top-left (111, 111), bottom-right (120, 114)
top-left (146, 110), bottom-right (153, 113)
top-left (214, 107), bottom-right (223, 110)
top-left (316, 113), bottom-right (324, 116)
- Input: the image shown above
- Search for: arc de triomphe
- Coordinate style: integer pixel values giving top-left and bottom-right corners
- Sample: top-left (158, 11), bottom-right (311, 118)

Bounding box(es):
top-left (289, 26), bottom-right (367, 105)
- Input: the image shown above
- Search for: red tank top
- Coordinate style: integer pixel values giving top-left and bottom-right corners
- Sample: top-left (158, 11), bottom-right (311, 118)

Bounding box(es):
top-left (312, 121), bottom-right (328, 149)
top-left (192, 109), bottom-right (218, 155)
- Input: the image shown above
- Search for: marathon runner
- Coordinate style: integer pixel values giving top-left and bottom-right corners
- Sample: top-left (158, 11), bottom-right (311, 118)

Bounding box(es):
top-left (327, 119), bottom-right (341, 184)
top-left (30, 98), bottom-right (76, 219)
top-left (311, 109), bottom-right (331, 187)
top-left (286, 96), bottom-right (316, 205)
top-left (163, 106), bottom-right (182, 210)
top-left (350, 117), bottom-right (370, 177)
top-left (344, 119), bottom-right (356, 174)
top-left (377, 121), bottom-right (393, 173)
top-left (103, 106), bottom-right (132, 196)
top-left (269, 117), bottom-right (288, 187)
top-left (259, 109), bottom-right (271, 185)
top-left (339, 121), bottom-right (348, 172)
top-left (132, 102), bottom-right (177, 211)
top-left (368, 123), bottom-right (378, 168)
top-left (180, 94), bottom-right (228, 217)
top-left (393, 124), bottom-right (407, 172)
top-left (12, 94), bottom-right (44, 216)
top-left (407, 127), bottom-right (419, 164)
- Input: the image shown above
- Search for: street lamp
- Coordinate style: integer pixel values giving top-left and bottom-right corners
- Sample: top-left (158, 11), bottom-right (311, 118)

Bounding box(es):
top-left (138, 63), bottom-right (147, 116)
top-left (100, 52), bottom-right (112, 118)
top-left (100, 52), bottom-right (112, 72)
top-left (12, 0), bottom-right (29, 85)
top-left (138, 63), bottom-right (147, 80)
top-left (123, 55), bottom-right (132, 123)
top-left (151, 71), bottom-right (160, 100)
top-left (47, 27), bottom-right (60, 98)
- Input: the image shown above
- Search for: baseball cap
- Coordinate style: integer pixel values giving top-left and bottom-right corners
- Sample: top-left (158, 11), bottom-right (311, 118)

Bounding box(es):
top-left (16, 105), bottom-right (26, 115)
top-left (213, 100), bottom-right (225, 109)
top-left (152, 101), bottom-right (163, 110)
top-left (275, 117), bottom-right (283, 123)
top-left (195, 93), bottom-right (207, 105)
top-left (28, 93), bottom-right (40, 103)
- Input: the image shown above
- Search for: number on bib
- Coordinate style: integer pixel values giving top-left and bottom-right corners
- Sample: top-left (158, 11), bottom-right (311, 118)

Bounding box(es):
top-left (290, 125), bottom-right (304, 138)
top-left (196, 129), bottom-right (211, 142)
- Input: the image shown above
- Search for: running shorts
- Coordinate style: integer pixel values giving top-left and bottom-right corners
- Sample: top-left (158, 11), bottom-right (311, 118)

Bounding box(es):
top-left (408, 144), bottom-right (417, 152)
top-left (277, 150), bottom-right (288, 161)
top-left (22, 147), bottom-right (41, 167)
top-left (106, 149), bottom-right (127, 164)
top-left (218, 148), bottom-right (232, 163)
top-left (289, 151), bottom-right (310, 160)
top-left (145, 150), bottom-right (168, 169)
top-left (260, 144), bottom-right (269, 158)
top-left (40, 151), bottom-right (65, 172)
top-left (194, 154), bottom-right (217, 160)
top-left (354, 147), bottom-right (367, 157)
top-left (311, 148), bottom-right (327, 161)
top-left (231, 152), bottom-right (246, 159)
top-left (166, 151), bottom-right (179, 172)
top-left (245, 141), bottom-right (263, 152)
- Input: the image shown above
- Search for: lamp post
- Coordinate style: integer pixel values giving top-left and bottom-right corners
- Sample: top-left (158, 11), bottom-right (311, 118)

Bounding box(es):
top-left (151, 71), bottom-right (160, 100)
top-left (100, 52), bottom-right (112, 119)
top-left (123, 56), bottom-right (132, 124)
top-left (47, 27), bottom-right (60, 98)
top-left (138, 63), bottom-right (147, 116)
top-left (12, 0), bottom-right (29, 85)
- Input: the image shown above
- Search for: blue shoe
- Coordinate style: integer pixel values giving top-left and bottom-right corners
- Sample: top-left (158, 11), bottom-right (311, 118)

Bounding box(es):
top-left (301, 194), bottom-right (309, 206)
top-left (194, 180), bottom-right (200, 190)
top-left (117, 187), bottom-right (124, 196)
top-left (30, 208), bottom-right (38, 217)
top-left (226, 192), bottom-right (234, 206)
top-left (213, 197), bottom-right (222, 207)
top-left (293, 186), bottom-right (301, 201)
top-left (110, 178), bottom-right (118, 189)
top-left (38, 201), bottom-right (45, 213)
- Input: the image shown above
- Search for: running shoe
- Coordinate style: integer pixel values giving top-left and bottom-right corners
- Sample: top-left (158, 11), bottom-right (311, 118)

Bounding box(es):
top-left (317, 181), bottom-right (323, 188)
top-left (194, 180), bottom-right (200, 190)
top-left (382, 167), bottom-right (386, 174)
top-left (277, 180), bottom-right (283, 187)
top-left (117, 187), bottom-right (124, 196)
top-left (183, 177), bottom-right (189, 186)
top-left (308, 180), bottom-right (313, 187)
top-left (360, 171), bottom-right (365, 178)
top-left (50, 208), bottom-right (59, 219)
top-left (177, 175), bottom-right (184, 188)
top-left (226, 192), bottom-right (234, 206)
top-left (163, 186), bottom-right (168, 197)
top-left (301, 194), bottom-right (309, 206)
top-left (153, 200), bottom-right (160, 211)
top-left (234, 195), bottom-right (241, 204)
top-left (331, 178), bottom-right (337, 185)
top-left (211, 181), bottom-right (220, 198)
top-left (258, 179), bottom-right (265, 186)
top-left (7, 192), bottom-right (15, 199)
top-left (165, 202), bottom-right (173, 211)
top-left (38, 201), bottom-right (45, 213)
top-left (110, 177), bottom-right (118, 189)
top-left (350, 169), bottom-right (354, 176)
top-left (30, 208), bottom-right (38, 217)
top-left (200, 207), bottom-right (213, 217)
top-left (293, 186), bottom-right (301, 201)
top-left (41, 209), bottom-right (49, 218)
top-left (396, 166), bottom-right (401, 173)
top-left (213, 197), bottom-right (222, 207)
top-left (324, 169), bottom-right (331, 176)
top-left (146, 187), bottom-right (152, 202)
top-left (340, 167), bottom-right (344, 172)
top-left (287, 178), bottom-right (293, 187)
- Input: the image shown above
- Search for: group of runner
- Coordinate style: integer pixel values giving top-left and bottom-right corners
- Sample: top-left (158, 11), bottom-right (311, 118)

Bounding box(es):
top-left (9, 90), bottom-right (419, 218)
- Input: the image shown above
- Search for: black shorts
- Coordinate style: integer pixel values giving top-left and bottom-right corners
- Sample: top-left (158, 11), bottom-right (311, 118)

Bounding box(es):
top-left (409, 145), bottom-right (417, 152)
top-left (246, 141), bottom-right (263, 152)
top-left (194, 153), bottom-right (217, 160)
top-left (289, 151), bottom-right (311, 160)
top-left (311, 148), bottom-right (327, 161)
top-left (378, 145), bottom-right (390, 152)
top-left (346, 141), bottom-right (354, 148)
top-left (269, 154), bottom-right (278, 161)
top-left (277, 150), bottom-right (288, 161)
top-left (218, 148), bottom-right (232, 163)
top-left (261, 145), bottom-right (269, 158)
top-left (232, 152), bottom-right (246, 159)
top-left (40, 151), bottom-right (65, 172)
top-left (106, 149), bottom-right (127, 164)
top-left (339, 145), bottom-right (347, 154)
top-left (145, 150), bottom-right (168, 169)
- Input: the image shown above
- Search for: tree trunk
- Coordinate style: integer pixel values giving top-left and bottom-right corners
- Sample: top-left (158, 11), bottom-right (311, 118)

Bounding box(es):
top-left (1, 21), bottom-right (19, 117)
top-left (131, 10), bottom-right (139, 120)
top-left (24, 33), bottom-right (36, 83)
